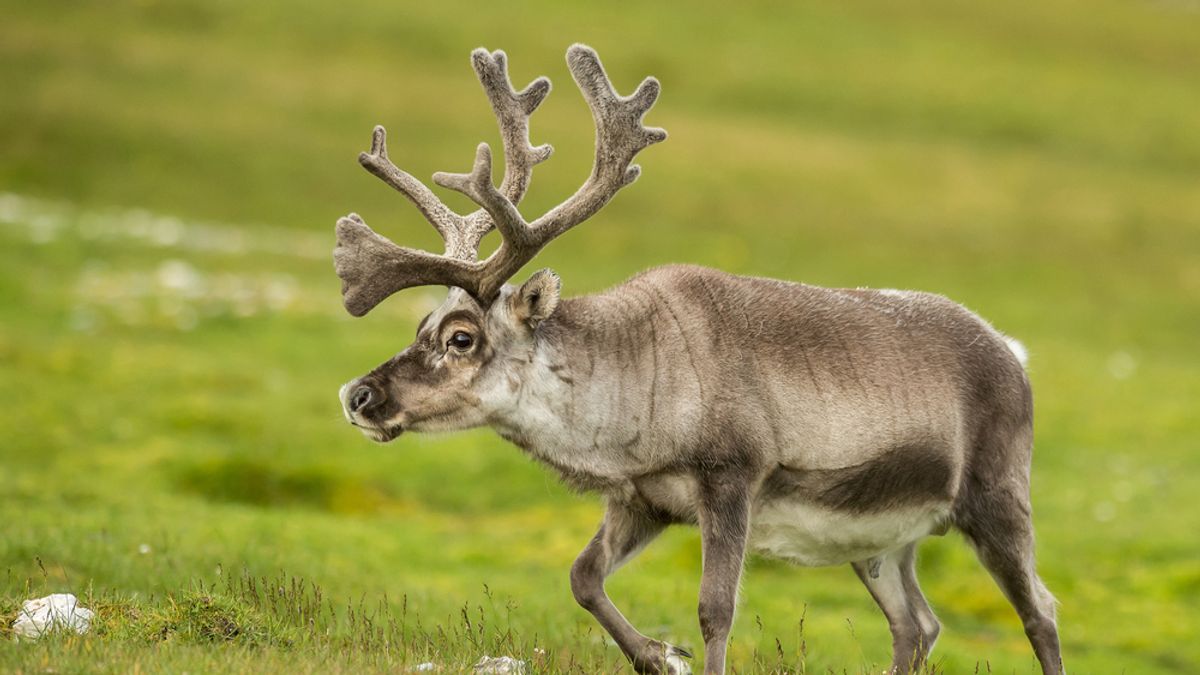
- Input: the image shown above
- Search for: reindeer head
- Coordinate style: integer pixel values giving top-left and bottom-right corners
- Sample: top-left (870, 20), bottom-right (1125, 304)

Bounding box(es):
top-left (334, 45), bottom-right (665, 442)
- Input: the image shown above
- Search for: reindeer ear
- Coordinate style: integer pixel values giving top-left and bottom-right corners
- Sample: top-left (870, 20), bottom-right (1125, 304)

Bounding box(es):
top-left (513, 268), bottom-right (561, 328)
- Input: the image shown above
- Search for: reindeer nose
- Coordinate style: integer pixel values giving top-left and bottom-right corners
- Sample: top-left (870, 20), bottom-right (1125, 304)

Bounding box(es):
top-left (347, 383), bottom-right (381, 414)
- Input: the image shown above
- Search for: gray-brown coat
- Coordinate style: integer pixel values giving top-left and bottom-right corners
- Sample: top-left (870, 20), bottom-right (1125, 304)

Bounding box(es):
top-left (333, 45), bottom-right (1063, 675)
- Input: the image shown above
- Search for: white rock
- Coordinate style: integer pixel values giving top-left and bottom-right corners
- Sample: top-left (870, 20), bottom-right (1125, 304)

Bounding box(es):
top-left (11, 593), bottom-right (94, 640)
top-left (472, 655), bottom-right (526, 673)
top-left (411, 664), bottom-right (437, 672)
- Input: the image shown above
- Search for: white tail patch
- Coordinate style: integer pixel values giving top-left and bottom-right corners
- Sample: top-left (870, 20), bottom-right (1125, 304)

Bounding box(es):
top-left (1003, 337), bottom-right (1029, 368)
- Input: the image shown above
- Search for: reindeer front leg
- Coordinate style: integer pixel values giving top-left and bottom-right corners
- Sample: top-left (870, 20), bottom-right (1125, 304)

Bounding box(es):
top-left (571, 502), bottom-right (692, 674)
top-left (695, 475), bottom-right (751, 675)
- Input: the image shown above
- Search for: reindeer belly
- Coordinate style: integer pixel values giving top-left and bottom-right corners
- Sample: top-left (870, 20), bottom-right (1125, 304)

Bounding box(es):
top-left (749, 446), bottom-right (957, 566)
top-left (749, 499), bottom-right (951, 566)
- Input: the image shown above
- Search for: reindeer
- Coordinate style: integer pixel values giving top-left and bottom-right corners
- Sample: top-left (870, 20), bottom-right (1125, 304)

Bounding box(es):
top-left (332, 45), bottom-right (1063, 675)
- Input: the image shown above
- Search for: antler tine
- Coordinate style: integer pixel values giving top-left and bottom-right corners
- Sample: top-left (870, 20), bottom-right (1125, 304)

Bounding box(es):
top-left (333, 212), bottom-right (480, 317)
top-left (432, 142), bottom-right (547, 299)
top-left (470, 48), bottom-right (554, 204)
top-left (433, 143), bottom-right (535, 250)
top-left (565, 45), bottom-right (667, 184)
top-left (445, 48), bottom-right (556, 262)
top-left (356, 126), bottom-right (470, 254)
top-left (529, 44), bottom-right (667, 241)
top-left (336, 124), bottom-right (495, 315)
top-left (429, 45), bottom-right (667, 301)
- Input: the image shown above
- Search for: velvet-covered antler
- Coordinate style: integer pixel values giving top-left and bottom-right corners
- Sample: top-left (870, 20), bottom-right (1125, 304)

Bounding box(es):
top-left (334, 44), bottom-right (666, 316)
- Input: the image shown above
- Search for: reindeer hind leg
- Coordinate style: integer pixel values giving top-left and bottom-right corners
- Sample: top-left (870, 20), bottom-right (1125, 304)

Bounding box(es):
top-left (957, 486), bottom-right (1061, 674)
top-left (852, 542), bottom-right (941, 673)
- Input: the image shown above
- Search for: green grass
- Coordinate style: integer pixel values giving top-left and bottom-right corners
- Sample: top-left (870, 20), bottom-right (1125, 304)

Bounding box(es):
top-left (1, 0), bottom-right (1198, 672)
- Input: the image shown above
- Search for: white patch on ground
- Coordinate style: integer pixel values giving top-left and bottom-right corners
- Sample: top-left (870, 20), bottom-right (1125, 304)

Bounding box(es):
top-left (71, 258), bottom-right (301, 330)
top-left (0, 192), bottom-right (328, 259)
top-left (0, 192), bottom-right (447, 330)
top-left (750, 500), bottom-right (951, 567)
top-left (11, 593), bottom-right (94, 640)
top-left (472, 655), bottom-right (526, 673)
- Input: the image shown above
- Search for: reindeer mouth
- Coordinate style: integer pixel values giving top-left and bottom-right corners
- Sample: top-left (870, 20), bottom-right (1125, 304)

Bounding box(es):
top-left (350, 419), bottom-right (403, 443)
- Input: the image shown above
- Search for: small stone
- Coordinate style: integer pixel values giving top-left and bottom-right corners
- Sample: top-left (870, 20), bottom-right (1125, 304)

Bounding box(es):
top-left (11, 594), bottom-right (94, 640)
top-left (473, 655), bottom-right (526, 673)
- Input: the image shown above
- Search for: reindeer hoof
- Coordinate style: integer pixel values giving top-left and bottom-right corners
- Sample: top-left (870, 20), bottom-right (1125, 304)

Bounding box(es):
top-left (663, 644), bottom-right (692, 675)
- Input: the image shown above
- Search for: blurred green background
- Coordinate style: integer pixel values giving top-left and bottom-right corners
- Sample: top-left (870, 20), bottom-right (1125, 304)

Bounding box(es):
top-left (1, 0), bottom-right (1198, 672)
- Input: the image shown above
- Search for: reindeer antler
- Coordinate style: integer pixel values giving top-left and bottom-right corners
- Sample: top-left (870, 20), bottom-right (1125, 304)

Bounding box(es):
top-left (334, 44), bottom-right (666, 316)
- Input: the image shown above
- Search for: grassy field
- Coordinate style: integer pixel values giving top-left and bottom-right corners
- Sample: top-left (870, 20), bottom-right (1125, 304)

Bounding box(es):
top-left (2, 0), bottom-right (1198, 672)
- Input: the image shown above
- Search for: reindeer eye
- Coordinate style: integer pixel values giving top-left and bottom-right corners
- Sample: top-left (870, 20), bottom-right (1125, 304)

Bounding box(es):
top-left (447, 331), bottom-right (474, 351)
